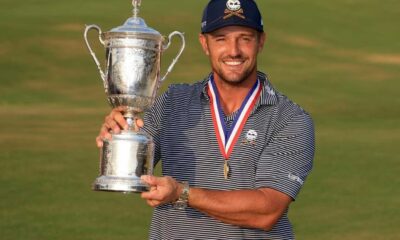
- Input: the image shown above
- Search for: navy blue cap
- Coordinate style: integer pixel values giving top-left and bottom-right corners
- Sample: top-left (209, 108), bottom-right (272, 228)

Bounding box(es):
top-left (201, 0), bottom-right (264, 33)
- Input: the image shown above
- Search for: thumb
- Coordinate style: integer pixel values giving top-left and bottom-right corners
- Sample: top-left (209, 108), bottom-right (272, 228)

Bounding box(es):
top-left (141, 175), bottom-right (160, 186)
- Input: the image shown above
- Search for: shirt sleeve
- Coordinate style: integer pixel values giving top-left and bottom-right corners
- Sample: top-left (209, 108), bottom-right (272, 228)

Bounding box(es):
top-left (255, 112), bottom-right (315, 200)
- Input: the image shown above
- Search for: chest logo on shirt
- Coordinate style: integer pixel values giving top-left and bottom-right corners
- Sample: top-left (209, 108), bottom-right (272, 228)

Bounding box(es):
top-left (242, 129), bottom-right (258, 145)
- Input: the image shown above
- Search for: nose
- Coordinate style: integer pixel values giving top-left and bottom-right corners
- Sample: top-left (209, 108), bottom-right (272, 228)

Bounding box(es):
top-left (227, 39), bottom-right (241, 57)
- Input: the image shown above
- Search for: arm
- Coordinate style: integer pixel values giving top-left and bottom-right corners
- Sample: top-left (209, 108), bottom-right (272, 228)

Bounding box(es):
top-left (189, 187), bottom-right (292, 231)
top-left (140, 176), bottom-right (291, 231)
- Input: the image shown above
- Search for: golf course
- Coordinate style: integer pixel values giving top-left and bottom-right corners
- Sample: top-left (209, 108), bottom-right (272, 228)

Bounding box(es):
top-left (0, 0), bottom-right (399, 239)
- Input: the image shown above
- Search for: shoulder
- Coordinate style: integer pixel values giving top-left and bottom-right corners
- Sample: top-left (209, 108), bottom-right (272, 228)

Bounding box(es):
top-left (276, 92), bottom-right (311, 118)
top-left (257, 71), bottom-right (313, 128)
top-left (152, 80), bottom-right (205, 110)
top-left (258, 71), bottom-right (311, 120)
top-left (268, 91), bottom-right (314, 137)
top-left (166, 81), bottom-right (204, 96)
top-left (158, 81), bottom-right (205, 106)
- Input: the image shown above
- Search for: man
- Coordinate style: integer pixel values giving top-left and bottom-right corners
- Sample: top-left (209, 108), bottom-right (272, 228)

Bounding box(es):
top-left (97, 0), bottom-right (315, 239)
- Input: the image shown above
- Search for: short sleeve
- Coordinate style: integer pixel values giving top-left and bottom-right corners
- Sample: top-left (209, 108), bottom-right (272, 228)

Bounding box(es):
top-left (255, 113), bottom-right (315, 200)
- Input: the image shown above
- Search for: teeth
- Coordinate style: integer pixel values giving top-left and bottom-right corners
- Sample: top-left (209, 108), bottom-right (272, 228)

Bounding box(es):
top-left (225, 61), bottom-right (242, 66)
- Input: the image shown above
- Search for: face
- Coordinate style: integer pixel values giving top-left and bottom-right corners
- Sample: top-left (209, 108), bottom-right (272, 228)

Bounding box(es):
top-left (199, 26), bottom-right (265, 85)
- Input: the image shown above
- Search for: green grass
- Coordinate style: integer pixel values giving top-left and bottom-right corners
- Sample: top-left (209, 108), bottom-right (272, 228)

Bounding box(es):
top-left (1, 0), bottom-right (399, 239)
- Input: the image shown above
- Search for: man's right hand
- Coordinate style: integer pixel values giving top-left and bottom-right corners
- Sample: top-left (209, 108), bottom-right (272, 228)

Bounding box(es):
top-left (95, 106), bottom-right (128, 148)
top-left (95, 107), bottom-right (145, 148)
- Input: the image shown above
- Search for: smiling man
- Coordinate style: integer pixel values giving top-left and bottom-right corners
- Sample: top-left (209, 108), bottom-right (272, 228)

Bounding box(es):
top-left (97, 0), bottom-right (315, 239)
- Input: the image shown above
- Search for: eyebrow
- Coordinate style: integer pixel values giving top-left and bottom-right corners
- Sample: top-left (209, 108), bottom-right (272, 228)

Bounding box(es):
top-left (208, 32), bottom-right (256, 38)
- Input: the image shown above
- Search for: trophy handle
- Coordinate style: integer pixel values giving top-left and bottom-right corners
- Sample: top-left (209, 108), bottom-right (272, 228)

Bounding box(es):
top-left (84, 24), bottom-right (107, 84)
top-left (161, 31), bottom-right (186, 82)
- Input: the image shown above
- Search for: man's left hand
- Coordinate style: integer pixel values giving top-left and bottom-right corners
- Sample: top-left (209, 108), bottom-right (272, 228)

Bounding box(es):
top-left (140, 175), bottom-right (182, 207)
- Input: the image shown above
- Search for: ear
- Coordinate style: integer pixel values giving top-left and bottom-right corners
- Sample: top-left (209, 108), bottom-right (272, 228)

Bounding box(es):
top-left (199, 33), bottom-right (210, 56)
top-left (257, 32), bottom-right (266, 53)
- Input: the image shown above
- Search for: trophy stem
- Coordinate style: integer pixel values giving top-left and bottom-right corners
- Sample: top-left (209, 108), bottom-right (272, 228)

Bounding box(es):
top-left (124, 112), bottom-right (137, 131)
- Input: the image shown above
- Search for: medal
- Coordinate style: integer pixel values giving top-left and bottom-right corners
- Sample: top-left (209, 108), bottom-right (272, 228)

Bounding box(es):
top-left (224, 160), bottom-right (230, 180)
top-left (208, 77), bottom-right (262, 180)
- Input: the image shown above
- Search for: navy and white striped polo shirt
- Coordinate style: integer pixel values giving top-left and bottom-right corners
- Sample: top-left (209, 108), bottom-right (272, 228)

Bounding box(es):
top-left (142, 72), bottom-right (315, 240)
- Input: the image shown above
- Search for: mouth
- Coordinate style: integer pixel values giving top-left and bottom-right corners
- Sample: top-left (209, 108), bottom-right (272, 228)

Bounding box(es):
top-left (223, 59), bottom-right (245, 66)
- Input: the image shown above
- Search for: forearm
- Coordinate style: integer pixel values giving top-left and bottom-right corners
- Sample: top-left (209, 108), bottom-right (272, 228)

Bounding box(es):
top-left (140, 175), bottom-right (292, 230)
top-left (188, 187), bottom-right (290, 231)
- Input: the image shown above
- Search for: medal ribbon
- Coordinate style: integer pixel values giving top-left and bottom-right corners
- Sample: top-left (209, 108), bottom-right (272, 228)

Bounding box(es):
top-left (208, 77), bottom-right (262, 160)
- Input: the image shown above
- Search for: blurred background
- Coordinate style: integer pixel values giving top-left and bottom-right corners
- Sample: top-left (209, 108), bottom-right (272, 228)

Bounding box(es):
top-left (0, 0), bottom-right (399, 239)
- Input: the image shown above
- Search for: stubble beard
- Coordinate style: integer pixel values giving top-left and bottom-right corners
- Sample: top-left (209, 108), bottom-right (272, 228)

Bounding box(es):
top-left (213, 60), bottom-right (257, 86)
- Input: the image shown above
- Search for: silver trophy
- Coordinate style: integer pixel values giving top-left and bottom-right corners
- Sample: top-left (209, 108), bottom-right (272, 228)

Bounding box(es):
top-left (84, 0), bottom-right (185, 193)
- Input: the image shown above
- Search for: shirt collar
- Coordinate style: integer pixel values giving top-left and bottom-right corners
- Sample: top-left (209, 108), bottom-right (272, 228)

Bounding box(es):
top-left (200, 71), bottom-right (278, 106)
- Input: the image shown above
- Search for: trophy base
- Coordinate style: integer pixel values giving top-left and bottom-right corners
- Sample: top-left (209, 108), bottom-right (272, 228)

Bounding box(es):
top-left (93, 176), bottom-right (149, 193)
top-left (93, 130), bottom-right (154, 194)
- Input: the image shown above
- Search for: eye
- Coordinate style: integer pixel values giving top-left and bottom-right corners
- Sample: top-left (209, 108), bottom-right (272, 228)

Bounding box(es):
top-left (242, 33), bottom-right (258, 42)
top-left (240, 36), bottom-right (252, 43)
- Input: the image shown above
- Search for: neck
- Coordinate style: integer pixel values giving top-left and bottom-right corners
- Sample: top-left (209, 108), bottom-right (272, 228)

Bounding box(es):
top-left (213, 73), bottom-right (258, 115)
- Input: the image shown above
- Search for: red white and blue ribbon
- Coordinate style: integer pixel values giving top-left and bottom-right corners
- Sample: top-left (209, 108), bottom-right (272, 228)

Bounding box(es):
top-left (208, 77), bottom-right (262, 160)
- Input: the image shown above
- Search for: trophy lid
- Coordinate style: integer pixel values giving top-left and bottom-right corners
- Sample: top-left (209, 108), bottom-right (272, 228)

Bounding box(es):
top-left (107, 0), bottom-right (162, 39)
top-left (110, 17), bottom-right (160, 35)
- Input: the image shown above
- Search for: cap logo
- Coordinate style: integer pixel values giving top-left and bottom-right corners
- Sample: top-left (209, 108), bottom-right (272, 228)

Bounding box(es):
top-left (224, 0), bottom-right (245, 20)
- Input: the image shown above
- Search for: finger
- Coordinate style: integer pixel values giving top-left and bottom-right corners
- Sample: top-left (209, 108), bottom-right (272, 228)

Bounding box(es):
top-left (141, 175), bottom-right (160, 186)
top-left (146, 199), bottom-right (160, 208)
top-left (96, 136), bottom-right (103, 148)
top-left (114, 112), bottom-right (129, 130)
top-left (107, 108), bottom-right (128, 129)
top-left (136, 118), bottom-right (144, 128)
top-left (141, 191), bottom-right (154, 200)
top-left (133, 117), bottom-right (141, 132)
top-left (114, 106), bottom-right (127, 112)
top-left (105, 116), bottom-right (122, 134)
top-left (141, 187), bottom-right (161, 201)
top-left (100, 124), bottom-right (113, 139)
